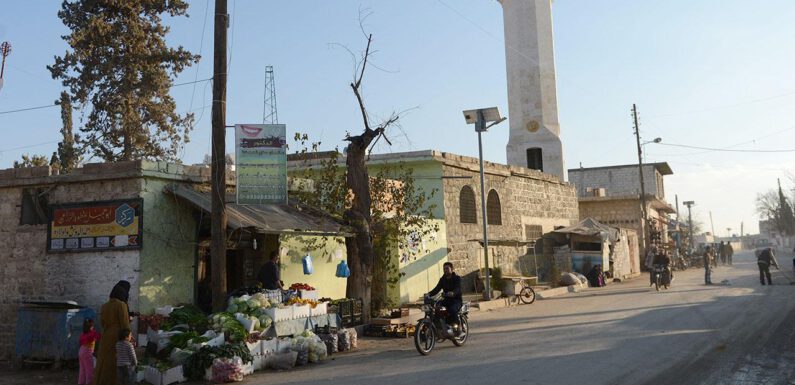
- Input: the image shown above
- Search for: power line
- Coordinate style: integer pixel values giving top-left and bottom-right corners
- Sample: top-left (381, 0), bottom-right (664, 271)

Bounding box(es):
top-left (655, 142), bottom-right (795, 153)
top-left (0, 103), bottom-right (58, 115)
top-left (646, 88), bottom-right (795, 119)
top-left (0, 140), bottom-right (59, 153)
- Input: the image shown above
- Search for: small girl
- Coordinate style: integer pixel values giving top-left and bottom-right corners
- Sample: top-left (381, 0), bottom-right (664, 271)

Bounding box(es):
top-left (78, 318), bottom-right (100, 385)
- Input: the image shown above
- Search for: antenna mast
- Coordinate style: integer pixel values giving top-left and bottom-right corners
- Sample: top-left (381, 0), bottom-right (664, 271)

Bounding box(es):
top-left (263, 65), bottom-right (278, 124)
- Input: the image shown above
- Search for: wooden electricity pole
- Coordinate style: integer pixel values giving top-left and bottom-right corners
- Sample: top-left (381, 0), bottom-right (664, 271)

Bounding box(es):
top-left (211, 0), bottom-right (228, 312)
top-left (632, 104), bottom-right (648, 257)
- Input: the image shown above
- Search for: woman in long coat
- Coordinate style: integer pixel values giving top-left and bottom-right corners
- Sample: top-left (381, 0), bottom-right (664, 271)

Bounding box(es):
top-left (93, 281), bottom-right (131, 385)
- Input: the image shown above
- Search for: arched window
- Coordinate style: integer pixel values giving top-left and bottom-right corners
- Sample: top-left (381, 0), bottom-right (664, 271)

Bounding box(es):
top-left (487, 189), bottom-right (502, 225)
top-left (459, 186), bottom-right (477, 224)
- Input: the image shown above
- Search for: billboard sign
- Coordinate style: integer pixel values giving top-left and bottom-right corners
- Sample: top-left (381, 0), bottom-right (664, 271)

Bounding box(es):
top-left (47, 199), bottom-right (143, 252)
top-left (235, 124), bottom-right (287, 204)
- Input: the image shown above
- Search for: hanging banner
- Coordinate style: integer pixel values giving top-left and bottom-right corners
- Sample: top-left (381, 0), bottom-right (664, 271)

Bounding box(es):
top-left (235, 124), bottom-right (287, 204)
top-left (47, 199), bottom-right (143, 252)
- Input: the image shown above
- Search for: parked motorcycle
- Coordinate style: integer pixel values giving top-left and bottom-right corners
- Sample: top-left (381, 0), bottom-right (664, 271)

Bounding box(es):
top-left (651, 264), bottom-right (672, 291)
top-left (414, 294), bottom-right (470, 355)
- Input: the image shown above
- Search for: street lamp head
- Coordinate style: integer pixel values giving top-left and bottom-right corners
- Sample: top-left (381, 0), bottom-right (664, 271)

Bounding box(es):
top-left (653, 137), bottom-right (662, 143)
top-left (683, 200), bottom-right (695, 206)
top-left (463, 107), bottom-right (503, 125)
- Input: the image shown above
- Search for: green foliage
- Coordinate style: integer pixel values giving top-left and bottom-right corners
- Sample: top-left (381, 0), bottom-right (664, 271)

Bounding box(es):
top-left (756, 182), bottom-right (795, 236)
top-left (290, 133), bottom-right (439, 312)
top-left (14, 154), bottom-right (50, 168)
top-left (48, 0), bottom-right (200, 162)
top-left (55, 91), bottom-right (81, 173)
top-left (183, 343), bottom-right (252, 380)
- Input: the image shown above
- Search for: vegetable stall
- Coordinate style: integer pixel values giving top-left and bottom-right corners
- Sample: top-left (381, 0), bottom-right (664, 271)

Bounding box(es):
top-left (137, 285), bottom-right (360, 384)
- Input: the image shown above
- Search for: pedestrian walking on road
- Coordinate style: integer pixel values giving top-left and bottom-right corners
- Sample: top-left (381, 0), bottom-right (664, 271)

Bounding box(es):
top-left (719, 241), bottom-right (727, 265)
top-left (703, 246), bottom-right (714, 285)
top-left (726, 243), bottom-right (734, 266)
top-left (757, 247), bottom-right (779, 285)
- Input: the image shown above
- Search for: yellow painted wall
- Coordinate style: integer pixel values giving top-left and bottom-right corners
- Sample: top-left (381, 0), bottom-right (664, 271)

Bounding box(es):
top-left (387, 219), bottom-right (448, 304)
top-left (278, 234), bottom-right (348, 299)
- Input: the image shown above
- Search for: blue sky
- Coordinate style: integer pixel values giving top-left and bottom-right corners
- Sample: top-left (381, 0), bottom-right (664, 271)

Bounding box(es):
top-left (2, 0), bottom-right (795, 234)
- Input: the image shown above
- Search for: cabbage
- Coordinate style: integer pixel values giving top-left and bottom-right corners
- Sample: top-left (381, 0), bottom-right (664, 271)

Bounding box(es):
top-left (246, 299), bottom-right (260, 310)
top-left (258, 315), bottom-right (273, 330)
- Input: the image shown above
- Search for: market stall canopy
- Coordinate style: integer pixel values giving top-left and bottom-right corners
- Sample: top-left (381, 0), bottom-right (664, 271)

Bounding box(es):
top-left (166, 184), bottom-right (353, 237)
top-left (553, 217), bottom-right (619, 242)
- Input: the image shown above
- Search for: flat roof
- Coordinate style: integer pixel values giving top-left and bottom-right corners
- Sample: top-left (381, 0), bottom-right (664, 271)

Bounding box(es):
top-left (568, 162), bottom-right (673, 176)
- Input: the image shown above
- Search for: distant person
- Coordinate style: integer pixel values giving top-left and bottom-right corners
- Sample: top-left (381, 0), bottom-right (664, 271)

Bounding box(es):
top-left (115, 328), bottom-right (137, 385)
top-left (719, 241), bottom-right (727, 265)
top-left (726, 242), bottom-right (734, 266)
top-left (257, 250), bottom-right (284, 291)
top-left (703, 246), bottom-right (714, 285)
top-left (757, 247), bottom-right (779, 285)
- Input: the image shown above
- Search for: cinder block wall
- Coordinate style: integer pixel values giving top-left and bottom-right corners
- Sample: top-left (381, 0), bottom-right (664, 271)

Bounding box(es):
top-left (569, 165), bottom-right (663, 199)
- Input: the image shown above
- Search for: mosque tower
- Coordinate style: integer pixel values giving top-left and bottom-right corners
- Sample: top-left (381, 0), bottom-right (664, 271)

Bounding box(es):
top-left (499, 0), bottom-right (566, 180)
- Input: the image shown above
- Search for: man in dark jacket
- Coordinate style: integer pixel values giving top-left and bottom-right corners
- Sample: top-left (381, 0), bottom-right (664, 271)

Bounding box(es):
top-left (428, 262), bottom-right (463, 334)
top-left (257, 250), bottom-right (284, 290)
top-left (757, 247), bottom-right (779, 285)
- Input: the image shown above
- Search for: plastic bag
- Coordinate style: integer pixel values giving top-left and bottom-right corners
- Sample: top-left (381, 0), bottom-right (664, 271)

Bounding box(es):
top-left (302, 255), bottom-right (314, 275)
top-left (291, 338), bottom-right (309, 366)
top-left (211, 357), bottom-right (244, 383)
top-left (335, 260), bottom-right (351, 278)
top-left (319, 332), bottom-right (338, 354)
top-left (268, 351), bottom-right (298, 371)
top-left (337, 329), bottom-right (351, 352)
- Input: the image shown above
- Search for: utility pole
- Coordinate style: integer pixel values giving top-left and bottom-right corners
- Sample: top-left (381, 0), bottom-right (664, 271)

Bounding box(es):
top-left (684, 201), bottom-right (695, 251)
top-left (0, 42), bottom-right (11, 92)
top-left (211, 0), bottom-right (228, 312)
top-left (632, 104), bottom-right (648, 256)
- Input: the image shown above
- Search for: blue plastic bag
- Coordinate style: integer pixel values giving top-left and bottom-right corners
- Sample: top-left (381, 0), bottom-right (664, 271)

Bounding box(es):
top-left (335, 260), bottom-right (350, 278)
top-left (302, 255), bottom-right (314, 275)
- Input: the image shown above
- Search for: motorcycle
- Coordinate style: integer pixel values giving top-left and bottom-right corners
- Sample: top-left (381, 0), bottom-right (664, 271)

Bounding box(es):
top-left (414, 294), bottom-right (470, 355)
top-left (651, 264), bottom-right (672, 291)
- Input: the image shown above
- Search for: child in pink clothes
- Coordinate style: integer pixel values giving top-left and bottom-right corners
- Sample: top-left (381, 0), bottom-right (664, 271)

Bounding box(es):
top-left (78, 318), bottom-right (100, 385)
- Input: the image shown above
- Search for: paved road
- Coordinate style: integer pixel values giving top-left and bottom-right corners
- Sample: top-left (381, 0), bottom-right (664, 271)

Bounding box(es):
top-left (243, 250), bottom-right (795, 385)
top-left (2, 251), bottom-right (792, 385)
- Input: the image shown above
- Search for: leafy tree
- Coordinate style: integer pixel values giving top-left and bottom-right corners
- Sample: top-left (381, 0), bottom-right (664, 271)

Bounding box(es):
top-left (292, 133), bottom-right (438, 315)
top-left (14, 154), bottom-right (50, 168)
top-left (54, 91), bottom-right (81, 173)
top-left (48, 0), bottom-right (199, 162)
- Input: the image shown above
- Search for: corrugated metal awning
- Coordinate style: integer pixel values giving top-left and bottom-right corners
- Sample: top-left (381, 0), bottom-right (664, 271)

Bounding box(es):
top-left (166, 184), bottom-right (352, 236)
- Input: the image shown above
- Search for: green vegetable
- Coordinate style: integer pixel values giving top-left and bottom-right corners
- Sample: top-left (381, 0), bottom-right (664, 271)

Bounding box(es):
top-left (163, 305), bottom-right (208, 332)
top-left (183, 343), bottom-right (253, 380)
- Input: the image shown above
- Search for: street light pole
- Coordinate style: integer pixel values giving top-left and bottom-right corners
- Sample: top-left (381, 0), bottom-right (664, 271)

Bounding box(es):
top-left (463, 107), bottom-right (505, 301)
top-left (476, 110), bottom-right (492, 301)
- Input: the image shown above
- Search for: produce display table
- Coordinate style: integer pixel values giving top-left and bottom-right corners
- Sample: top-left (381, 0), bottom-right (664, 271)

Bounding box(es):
top-left (264, 314), bottom-right (341, 337)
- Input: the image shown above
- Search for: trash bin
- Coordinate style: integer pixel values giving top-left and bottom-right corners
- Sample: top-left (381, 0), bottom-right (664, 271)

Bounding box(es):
top-left (15, 301), bottom-right (97, 364)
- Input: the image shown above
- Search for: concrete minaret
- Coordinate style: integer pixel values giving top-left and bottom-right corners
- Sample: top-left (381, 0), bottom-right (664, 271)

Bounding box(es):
top-left (499, 0), bottom-right (566, 181)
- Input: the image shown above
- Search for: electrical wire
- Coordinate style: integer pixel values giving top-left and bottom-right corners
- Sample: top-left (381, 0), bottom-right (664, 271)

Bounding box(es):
top-left (0, 104), bottom-right (58, 115)
top-left (655, 142), bottom-right (795, 153)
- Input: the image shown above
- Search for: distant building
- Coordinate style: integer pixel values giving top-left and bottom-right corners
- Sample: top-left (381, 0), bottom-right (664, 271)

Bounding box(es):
top-left (568, 162), bottom-right (676, 256)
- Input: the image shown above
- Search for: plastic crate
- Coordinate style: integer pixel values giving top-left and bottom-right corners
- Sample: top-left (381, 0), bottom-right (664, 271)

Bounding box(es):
top-left (330, 299), bottom-right (363, 327)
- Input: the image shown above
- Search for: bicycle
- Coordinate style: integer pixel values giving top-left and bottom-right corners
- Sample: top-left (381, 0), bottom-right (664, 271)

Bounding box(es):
top-left (512, 277), bottom-right (536, 304)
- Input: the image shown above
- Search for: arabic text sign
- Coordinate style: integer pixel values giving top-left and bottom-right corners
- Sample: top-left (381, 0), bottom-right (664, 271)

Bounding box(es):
top-left (47, 199), bottom-right (143, 252)
top-left (235, 124), bottom-right (287, 204)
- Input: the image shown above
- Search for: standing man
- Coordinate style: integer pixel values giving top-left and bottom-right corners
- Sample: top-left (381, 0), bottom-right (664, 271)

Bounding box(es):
top-left (257, 250), bottom-right (284, 290)
top-left (757, 247), bottom-right (778, 285)
top-left (703, 246), bottom-right (714, 285)
top-left (726, 242), bottom-right (734, 266)
top-left (718, 241), bottom-right (727, 265)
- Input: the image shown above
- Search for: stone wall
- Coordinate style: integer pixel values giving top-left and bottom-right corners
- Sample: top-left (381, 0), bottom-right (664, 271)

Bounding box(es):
top-left (569, 164), bottom-right (664, 199)
top-left (438, 153), bottom-right (578, 291)
top-left (0, 161), bottom-right (208, 359)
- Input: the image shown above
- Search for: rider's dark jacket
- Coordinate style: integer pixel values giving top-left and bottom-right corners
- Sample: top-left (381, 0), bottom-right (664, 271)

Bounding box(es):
top-left (429, 273), bottom-right (463, 308)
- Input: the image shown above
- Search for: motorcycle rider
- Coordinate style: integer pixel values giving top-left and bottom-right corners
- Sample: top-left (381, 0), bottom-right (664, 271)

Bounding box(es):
top-left (427, 262), bottom-right (463, 335)
top-left (652, 250), bottom-right (673, 285)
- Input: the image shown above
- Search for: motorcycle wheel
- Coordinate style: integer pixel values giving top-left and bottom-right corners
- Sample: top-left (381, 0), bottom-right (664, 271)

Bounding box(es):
top-left (452, 317), bottom-right (469, 347)
top-left (519, 286), bottom-right (536, 304)
top-left (655, 275), bottom-right (660, 291)
top-left (414, 320), bottom-right (436, 355)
